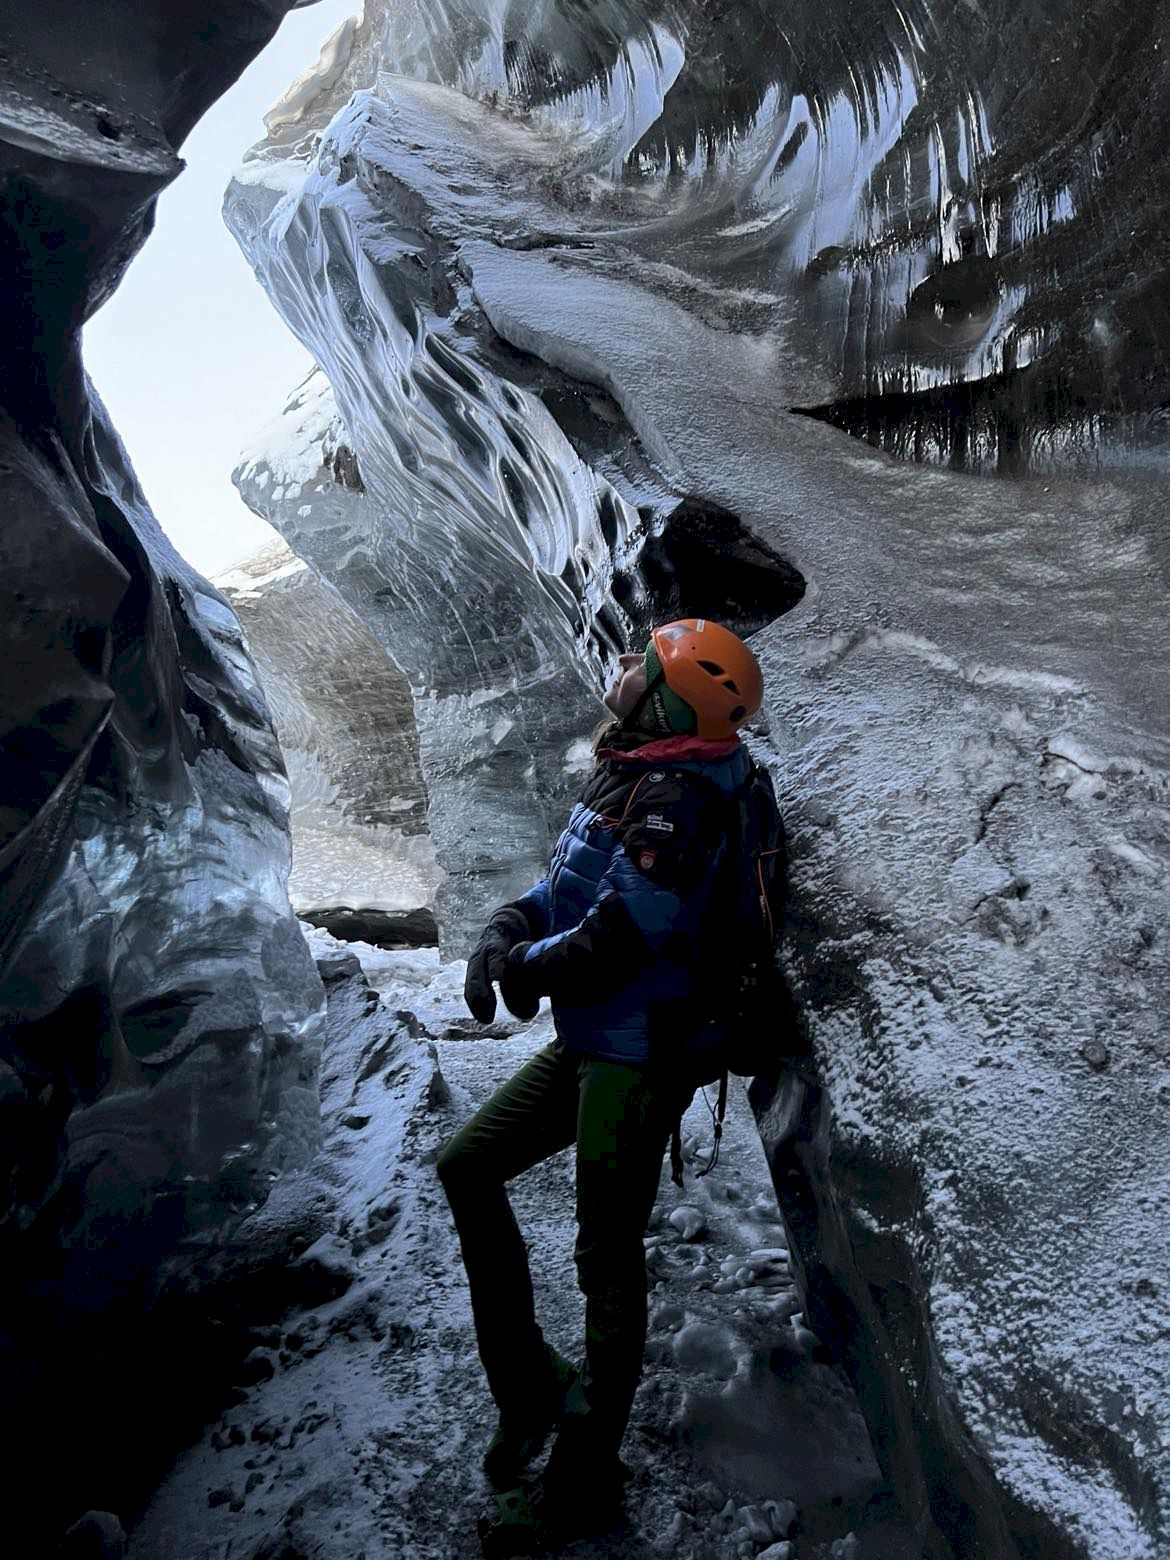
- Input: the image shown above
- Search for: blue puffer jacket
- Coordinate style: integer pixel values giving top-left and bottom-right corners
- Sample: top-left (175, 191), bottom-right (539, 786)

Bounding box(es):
top-left (511, 734), bottom-right (752, 1065)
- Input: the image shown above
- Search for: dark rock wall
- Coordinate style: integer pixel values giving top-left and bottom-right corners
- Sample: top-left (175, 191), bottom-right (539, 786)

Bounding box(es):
top-left (0, 2), bottom-right (326, 1544)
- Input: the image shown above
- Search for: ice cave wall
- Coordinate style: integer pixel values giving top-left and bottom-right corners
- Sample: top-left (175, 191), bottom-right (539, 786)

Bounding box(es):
top-left (215, 534), bottom-right (440, 923)
top-left (225, 4), bottom-right (1170, 1557)
top-left (0, 0), bottom-right (325, 1536)
top-left (226, 209), bottom-right (801, 946)
top-left (227, 364), bottom-right (607, 947)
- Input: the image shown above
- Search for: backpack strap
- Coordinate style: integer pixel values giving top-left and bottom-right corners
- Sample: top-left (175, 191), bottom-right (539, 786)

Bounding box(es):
top-left (669, 1067), bottom-right (724, 1188)
top-left (665, 762), bottom-right (764, 1187)
top-left (669, 1069), bottom-right (732, 1188)
top-left (587, 770), bottom-right (656, 832)
top-left (669, 759), bottom-right (756, 809)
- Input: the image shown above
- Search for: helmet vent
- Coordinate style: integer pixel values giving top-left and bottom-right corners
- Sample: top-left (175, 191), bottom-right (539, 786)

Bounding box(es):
top-left (698, 657), bottom-right (740, 694)
top-left (730, 705), bottom-right (746, 722)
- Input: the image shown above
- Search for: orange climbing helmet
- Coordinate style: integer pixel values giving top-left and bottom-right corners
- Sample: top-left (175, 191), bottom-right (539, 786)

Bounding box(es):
top-left (650, 619), bottom-right (764, 739)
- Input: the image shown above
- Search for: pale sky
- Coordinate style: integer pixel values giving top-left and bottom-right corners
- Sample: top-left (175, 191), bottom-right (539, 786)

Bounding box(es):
top-left (85, 1), bottom-right (360, 579)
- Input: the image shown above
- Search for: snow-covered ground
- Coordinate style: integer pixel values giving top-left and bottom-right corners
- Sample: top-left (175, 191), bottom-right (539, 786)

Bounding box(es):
top-left (127, 929), bottom-right (918, 1558)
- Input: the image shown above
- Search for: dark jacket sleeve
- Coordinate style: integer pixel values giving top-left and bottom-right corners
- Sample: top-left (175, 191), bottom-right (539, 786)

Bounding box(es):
top-left (514, 772), bottom-right (724, 1005)
top-left (509, 876), bottom-right (552, 939)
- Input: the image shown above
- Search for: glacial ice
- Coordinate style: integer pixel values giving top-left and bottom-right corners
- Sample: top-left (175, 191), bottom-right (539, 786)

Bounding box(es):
top-left (221, 2), bottom-right (1170, 1554)
top-left (2, 0), bottom-right (1167, 1550)
top-left (227, 107), bottom-right (800, 941)
top-left (214, 538), bottom-right (442, 916)
top-left (238, 0), bottom-right (1170, 470)
top-left (0, 4), bottom-right (332, 1547)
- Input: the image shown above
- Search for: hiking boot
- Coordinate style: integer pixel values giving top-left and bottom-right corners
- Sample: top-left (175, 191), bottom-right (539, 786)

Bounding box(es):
top-left (538, 1436), bottom-right (631, 1542)
top-left (477, 1486), bottom-right (546, 1559)
top-left (483, 1346), bottom-right (577, 1490)
top-left (537, 1463), bottom-right (628, 1544)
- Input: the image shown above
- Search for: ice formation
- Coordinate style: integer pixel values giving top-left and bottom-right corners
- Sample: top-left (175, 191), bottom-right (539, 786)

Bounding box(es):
top-left (0, 3), bottom-right (326, 1548)
top-left (2, 0), bottom-right (1169, 1553)
top-left (221, 3), bottom-right (1170, 1555)
top-left (122, 931), bottom-right (922, 1559)
top-left (214, 536), bottom-right (442, 917)
top-left (226, 226), bottom-right (799, 945)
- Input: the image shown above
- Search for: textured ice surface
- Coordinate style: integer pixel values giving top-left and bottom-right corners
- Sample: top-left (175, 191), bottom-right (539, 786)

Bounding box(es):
top-left (227, 77), bottom-right (801, 946)
top-left (471, 237), bottom-right (1170, 1556)
top-left (230, 369), bottom-right (604, 948)
top-left (0, 391), bottom-right (327, 1264)
top-left (126, 932), bottom-right (920, 1559)
top-left (222, 6), bottom-right (1170, 1553)
top-left (216, 539), bottom-right (442, 914)
top-left (231, 0), bottom-right (1170, 472)
top-left (0, 4), bottom-right (328, 1550)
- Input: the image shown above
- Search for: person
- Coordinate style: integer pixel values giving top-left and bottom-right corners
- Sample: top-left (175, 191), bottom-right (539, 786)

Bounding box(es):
top-left (436, 618), bottom-right (765, 1548)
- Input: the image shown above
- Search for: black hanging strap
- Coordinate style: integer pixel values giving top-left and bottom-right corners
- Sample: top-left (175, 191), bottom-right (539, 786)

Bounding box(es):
top-left (695, 1070), bottom-right (729, 1179)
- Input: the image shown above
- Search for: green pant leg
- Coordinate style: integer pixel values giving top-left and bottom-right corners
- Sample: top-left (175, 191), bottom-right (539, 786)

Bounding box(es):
top-left (436, 1040), bottom-right (579, 1418)
top-left (562, 1056), bottom-right (680, 1463)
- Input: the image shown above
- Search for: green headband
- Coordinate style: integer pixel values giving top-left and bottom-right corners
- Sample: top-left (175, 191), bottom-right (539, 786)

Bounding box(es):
top-left (641, 639), bottom-right (697, 735)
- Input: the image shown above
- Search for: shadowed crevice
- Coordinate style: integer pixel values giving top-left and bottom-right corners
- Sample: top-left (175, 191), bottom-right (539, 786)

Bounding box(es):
top-left (612, 495), bottom-right (806, 646)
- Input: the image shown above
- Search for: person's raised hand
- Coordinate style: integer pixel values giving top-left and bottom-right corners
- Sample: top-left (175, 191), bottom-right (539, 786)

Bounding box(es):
top-left (464, 909), bottom-right (529, 1023)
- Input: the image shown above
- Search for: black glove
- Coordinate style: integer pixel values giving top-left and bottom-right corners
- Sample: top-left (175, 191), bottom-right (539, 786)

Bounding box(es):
top-left (499, 942), bottom-right (541, 1022)
top-left (464, 908), bottom-right (530, 1022)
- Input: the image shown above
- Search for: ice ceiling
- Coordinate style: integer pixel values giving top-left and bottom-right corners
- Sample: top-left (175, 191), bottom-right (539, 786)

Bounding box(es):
top-left (260, 0), bottom-right (1170, 472)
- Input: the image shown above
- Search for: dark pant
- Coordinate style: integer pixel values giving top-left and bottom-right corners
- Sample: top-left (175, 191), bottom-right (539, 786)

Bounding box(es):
top-left (436, 1038), bottom-right (682, 1465)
